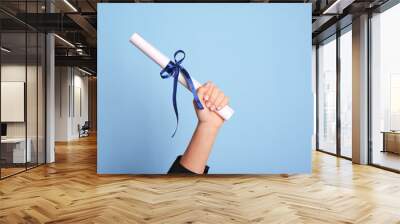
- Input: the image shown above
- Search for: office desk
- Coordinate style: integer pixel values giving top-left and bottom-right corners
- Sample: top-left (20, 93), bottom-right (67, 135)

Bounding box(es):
top-left (382, 131), bottom-right (400, 154)
top-left (1, 138), bottom-right (31, 163)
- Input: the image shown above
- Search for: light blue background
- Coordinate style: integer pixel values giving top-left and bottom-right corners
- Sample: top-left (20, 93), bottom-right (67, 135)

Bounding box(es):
top-left (98, 3), bottom-right (312, 174)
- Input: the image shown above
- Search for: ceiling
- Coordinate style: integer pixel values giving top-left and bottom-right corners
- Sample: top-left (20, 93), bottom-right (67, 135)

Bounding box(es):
top-left (0, 0), bottom-right (392, 74)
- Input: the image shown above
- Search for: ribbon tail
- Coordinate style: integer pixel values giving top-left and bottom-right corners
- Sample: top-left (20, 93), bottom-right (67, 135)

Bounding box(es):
top-left (181, 68), bottom-right (204, 110)
top-left (171, 71), bottom-right (180, 137)
top-left (160, 52), bottom-right (202, 138)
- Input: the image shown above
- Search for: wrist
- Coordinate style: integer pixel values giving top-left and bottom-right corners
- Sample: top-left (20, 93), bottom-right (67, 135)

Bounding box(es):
top-left (197, 121), bottom-right (222, 132)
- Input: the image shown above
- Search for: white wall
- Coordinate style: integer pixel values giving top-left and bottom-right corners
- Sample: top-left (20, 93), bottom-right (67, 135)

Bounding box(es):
top-left (55, 66), bottom-right (70, 141)
top-left (1, 65), bottom-right (41, 138)
top-left (55, 67), bottom-right (89, 141)
top-left (70, 73), bottom-right (89, 138)
top-left (1, 65), bottom-right (26, 137)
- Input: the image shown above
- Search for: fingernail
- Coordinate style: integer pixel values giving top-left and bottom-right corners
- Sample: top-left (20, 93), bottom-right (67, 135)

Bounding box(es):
top-left (204, 95), bottom-right (209, 100)
top-left (211, 105), bottom-right (216, 111)
top-left (217, 106), bottom-right (222, 111)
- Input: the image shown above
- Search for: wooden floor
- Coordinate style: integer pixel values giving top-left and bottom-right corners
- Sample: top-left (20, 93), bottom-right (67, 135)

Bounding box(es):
top-left (1, 135), bottom-right (400, 224)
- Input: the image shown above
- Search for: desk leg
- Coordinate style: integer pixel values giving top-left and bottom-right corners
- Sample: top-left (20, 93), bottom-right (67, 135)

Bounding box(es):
top-left (382, 133), bottom-right (386, 153)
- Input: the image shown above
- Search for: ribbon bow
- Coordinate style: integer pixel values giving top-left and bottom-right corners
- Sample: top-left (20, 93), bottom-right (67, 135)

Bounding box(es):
top-left (160, 50), bottom-right (204, 137)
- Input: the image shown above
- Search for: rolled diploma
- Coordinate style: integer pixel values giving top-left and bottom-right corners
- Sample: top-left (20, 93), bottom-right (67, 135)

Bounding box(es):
top-left (129, 33), bottom-right (234, 120)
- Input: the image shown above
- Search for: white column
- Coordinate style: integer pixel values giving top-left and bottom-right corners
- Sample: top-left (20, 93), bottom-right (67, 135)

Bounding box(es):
top-left (45, 1), bottom-right (55, 163)
top-left (46, 32), bottom-right (55, 163)
top-left (352, 14), bottom-right (369, 164)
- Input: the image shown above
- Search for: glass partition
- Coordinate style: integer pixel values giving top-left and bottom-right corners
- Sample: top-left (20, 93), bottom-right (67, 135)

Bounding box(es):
top-left (38, 32), bottom-right (45, 165)
top-left (1, 31), bottom-right (28, 177)
top-left (0, 1), bottom-right (46, 179)
top-left (27, 0), bottom-right (38, 170)
top-left (27, 31), bottom-right (38, 169)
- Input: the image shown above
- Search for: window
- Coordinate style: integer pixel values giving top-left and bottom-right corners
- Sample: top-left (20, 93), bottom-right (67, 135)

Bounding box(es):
top-left (317, 36), bottom-right (337, 154)
top-left (339, 28), bottom-right (352, 158)
top-left (371, 2), bottom-right (400, 171)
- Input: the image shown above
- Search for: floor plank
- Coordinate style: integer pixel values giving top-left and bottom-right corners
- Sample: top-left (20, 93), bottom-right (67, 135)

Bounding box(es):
top-left (1, 134), bottom-right (400, 223)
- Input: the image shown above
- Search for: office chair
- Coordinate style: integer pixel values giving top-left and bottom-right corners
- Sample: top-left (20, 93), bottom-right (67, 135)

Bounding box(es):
top-left (79, 121), bottom-right (90, 138)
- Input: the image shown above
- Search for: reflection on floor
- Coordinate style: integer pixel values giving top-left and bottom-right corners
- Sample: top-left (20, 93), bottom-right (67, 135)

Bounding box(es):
top-left (0, 135), bottom-right (400, 223)
top-left (0, 162), bottom-right (42, 178)
top-left (0, 167), bottom-right (25, 178)
top-left (373, 150), bottom-right (400, 171)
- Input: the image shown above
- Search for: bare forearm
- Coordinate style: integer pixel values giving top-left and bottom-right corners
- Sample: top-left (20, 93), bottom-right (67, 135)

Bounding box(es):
top-left (174, 81), bottom-right (228, 174)
top-left (180, 123), bottom-right (220, 174)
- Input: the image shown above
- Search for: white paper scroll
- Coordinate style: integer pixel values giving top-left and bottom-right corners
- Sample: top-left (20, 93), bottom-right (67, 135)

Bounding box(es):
top-left (129, 33), bottom-right (234, 120)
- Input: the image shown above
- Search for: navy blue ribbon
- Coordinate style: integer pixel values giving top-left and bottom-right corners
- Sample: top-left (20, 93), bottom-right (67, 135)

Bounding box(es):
top-left (160, 50), bottom-right (204, 137)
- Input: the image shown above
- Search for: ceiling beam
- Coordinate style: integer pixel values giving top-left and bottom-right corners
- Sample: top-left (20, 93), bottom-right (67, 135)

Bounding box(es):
top-left (67, 13), bottom-right (97, 39)
top-left (55, 55), bottom-right (96, 71)
top-left (323, 0), bottom-right (356, 14)
top-left (312, 15), bottom-right (335, 33)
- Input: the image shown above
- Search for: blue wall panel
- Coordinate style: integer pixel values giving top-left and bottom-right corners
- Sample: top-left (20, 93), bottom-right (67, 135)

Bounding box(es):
top-left (98, 3), bottom-right (312, 174)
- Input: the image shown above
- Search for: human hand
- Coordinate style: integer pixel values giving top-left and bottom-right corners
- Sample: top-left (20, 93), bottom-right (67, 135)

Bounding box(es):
top-left (194, 81), bottom-right (229, 129)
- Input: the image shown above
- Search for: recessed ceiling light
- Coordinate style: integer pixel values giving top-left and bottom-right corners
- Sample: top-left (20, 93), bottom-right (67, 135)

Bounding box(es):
top-left (1, 47), bottom-right (11, 53)
top-left (323, 0), bottom-right (354, 15)
top-left (78, 67), bottom-right (93, 76)
top-left (63, 0), bottom-right (78, 12)
top-left (54, 34), bottom-right (75, 48)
